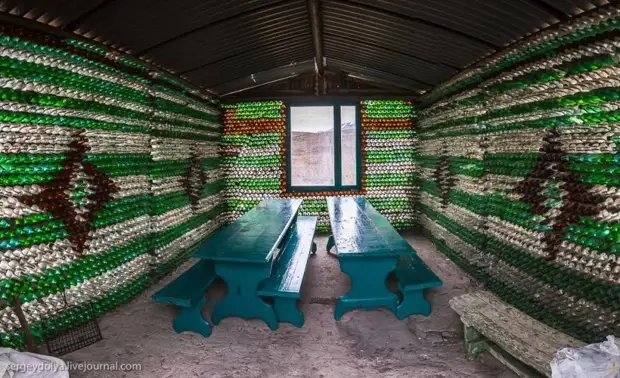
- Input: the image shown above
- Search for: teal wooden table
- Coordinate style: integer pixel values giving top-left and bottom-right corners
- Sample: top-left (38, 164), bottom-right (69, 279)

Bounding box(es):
top-left (327, 196), bottom-right (412, 320)
top-left (194, 198), bottom-right (302, 330)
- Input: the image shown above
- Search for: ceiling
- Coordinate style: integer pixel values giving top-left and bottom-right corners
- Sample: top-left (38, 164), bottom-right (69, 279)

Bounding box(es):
top-left (0, 0), bottom-right (606, 96)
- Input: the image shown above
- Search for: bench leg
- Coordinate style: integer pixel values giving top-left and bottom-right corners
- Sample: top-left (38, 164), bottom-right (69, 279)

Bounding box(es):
top-left (326, 235), bottom-right (337, 256)
top-left (335, 256), bottom-right (397, 320)
top-left (463, 323), bottom-right (489, 360)
top-left (311, 241), bottom-right (317, 255)
top-left (173, 296), bottom-right (212, 337)
top-left (212, 262), bottom-right (279, 331)
top-left (395, 289), bottom-right (431, 320)
top-left (273, 297), bottom-right (304, 328)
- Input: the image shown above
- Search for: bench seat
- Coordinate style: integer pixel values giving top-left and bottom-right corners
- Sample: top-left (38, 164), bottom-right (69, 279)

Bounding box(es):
top-left (450, 290), bottom-right (589, 377)
top-left (394, 253), bottom-right (443, 319)
top-left (258, 216), bottom-right (318, 327)
top-left (152, 260), bottom-right (217, 337)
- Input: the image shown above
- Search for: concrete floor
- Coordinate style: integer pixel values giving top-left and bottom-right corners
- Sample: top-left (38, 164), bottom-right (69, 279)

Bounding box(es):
top-left (65, 232), bottom-right (515, 377)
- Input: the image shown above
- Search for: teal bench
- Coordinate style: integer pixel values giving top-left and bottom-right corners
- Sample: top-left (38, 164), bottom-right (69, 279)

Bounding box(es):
top-left (152, 260), bottom-right (217, 337)
top-left (394, 253), bottom-right (443, 319)
top-left (257, 216), bottom-right (318, 327)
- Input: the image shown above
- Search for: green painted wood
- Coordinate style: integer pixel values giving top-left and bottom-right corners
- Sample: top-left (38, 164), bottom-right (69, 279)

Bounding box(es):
top-left (211, 261), bottom-right (279, 330)
top-left (273, 297), bottom-right (305, 328)
top-left (395, 289), bottom-right (431, 319)
top-left (328, 196), bottom-right (402, 319)
top-left (173, 296), bottom-right (212, 337)
top-left (258, 216), bottom-right (318, 328)
top-left (258, 216), bottom-right (318, 299)
top-left (194, 199), bottom-right (303, 331)
top-left (326, 235), bottom-right (335, 254)
top-left (394, 253), bottom-right (443, 319)
top-left (364, 201), bottom-right (413, 253)
top-left (395, 253), bottom-right (443, 291)
top-left (326, 196), bottom-right (412, 257)
top-left (464, 324), bottom-right (490, 360)
top-left (464, 323), bottom-right (486, 343)
top-left (194, 198), bottom-right (302, 263)
top-left (327, 196), bottom-right (440, 320)
top-left (334, 256), bottom-right (398, 320)
top-left (151, 260), bottom-right (216, 337)
top-left (151, 260), bottom-right (216, 308)
top-left (335, 105), bottom-right (342, 188)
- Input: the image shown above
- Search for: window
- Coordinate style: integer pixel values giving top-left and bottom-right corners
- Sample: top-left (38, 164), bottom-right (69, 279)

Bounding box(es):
top-left (286, 103), bottom-right (361, 192)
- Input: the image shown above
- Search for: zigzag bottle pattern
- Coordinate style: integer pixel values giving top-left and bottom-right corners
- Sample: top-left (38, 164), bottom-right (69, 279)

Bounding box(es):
top-left (418, 4), bottom-right (620, 343)
top-left (0, 24), bottom-right (225, 349)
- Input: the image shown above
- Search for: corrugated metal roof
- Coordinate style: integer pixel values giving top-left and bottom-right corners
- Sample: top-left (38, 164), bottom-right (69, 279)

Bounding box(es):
top-left (147, 2), bottom-right (310, 73)
top-left (73, 0), bottom-right (289, 52)
top-left (330, 59), bottom-right (431, 90)
top-left (0, 0), bottom-right (605, 94)
top-left (342, 0), bottom-right (558, 46)
top-left (186, 43), bottom-right (313, 87)
top-left (324, 39), bottom-right (456, 85)
top-left (323, 2), bottom-right (489, 69)
top-left (0, 0), bottom-right (105, 28)
top-left (539, 0), bottom-right (602, 15)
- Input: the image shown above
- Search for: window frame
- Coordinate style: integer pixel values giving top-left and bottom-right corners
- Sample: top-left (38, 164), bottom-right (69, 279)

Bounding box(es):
top-left (285, 101), bottom-right (362, 193)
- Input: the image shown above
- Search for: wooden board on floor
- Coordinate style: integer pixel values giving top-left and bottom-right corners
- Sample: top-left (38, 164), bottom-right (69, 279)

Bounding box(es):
top-left (450, 291), bottom-right (586, 377)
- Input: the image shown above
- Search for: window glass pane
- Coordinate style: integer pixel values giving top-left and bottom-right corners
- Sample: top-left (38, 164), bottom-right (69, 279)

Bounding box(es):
top-left (341, 105), bottom-right (357, 186)
top-left (290, 106), bottom-right (335, 186)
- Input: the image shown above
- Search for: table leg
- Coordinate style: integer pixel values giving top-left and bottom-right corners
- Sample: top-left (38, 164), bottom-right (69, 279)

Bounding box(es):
top-left (326, 235), bottom-right (337, 257)
top-left (212, 262), bottom-right (279, 330)
top-left (335, 256), bottom-right (397, 320)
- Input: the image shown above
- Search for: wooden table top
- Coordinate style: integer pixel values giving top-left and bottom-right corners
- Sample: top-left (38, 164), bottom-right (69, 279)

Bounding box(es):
top-left (194, 198), bottom-right (302, 264)
top-left (327, 196), bottom-right (412, 257)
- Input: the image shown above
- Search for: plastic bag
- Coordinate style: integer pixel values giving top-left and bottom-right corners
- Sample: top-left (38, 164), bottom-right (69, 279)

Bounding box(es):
top-left (0, 348), bottom-right (68, 378)
top-left (551, 336), bottom-right (620, 378)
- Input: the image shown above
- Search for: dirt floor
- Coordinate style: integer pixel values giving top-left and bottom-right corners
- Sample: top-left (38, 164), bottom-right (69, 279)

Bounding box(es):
top-left (64, 233), bottom-right (515, 377)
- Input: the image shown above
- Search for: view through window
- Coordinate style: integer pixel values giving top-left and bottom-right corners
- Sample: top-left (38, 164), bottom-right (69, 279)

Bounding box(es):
top-left (289, 105), bottom-right (358, 189)
top-left (341, 105), bottom-right (357, 186)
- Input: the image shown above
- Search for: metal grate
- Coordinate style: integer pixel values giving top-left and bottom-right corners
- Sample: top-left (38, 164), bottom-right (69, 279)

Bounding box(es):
top-left (43, 296), bottom-right (102, 356)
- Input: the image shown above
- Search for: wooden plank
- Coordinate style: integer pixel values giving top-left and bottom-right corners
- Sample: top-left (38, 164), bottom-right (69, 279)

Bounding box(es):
top-left (275, 216), bottom-right (317, 296)
top-left (395, 253), bottom-right (442, 290)
top-left (364, 199), bottom-right (413, 252)
top-left (450, 291), bottom-right (586, 377)
top-left (452, 294), bottom-right (554, 374)
top-left (457, 309), bottom-right (552, 375)
top-left (194, 198), bottom-right (302, 263)
top-left (258, 216), bottom-right (318, 298)
top-left (326, 196), bottom-right (412, 257)
top-left (488, 344), bottom-right (544, 378)
top-left (453, 292), bottom-right (584, 354)
top-left (472, 291), bottom-right (585, 351)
